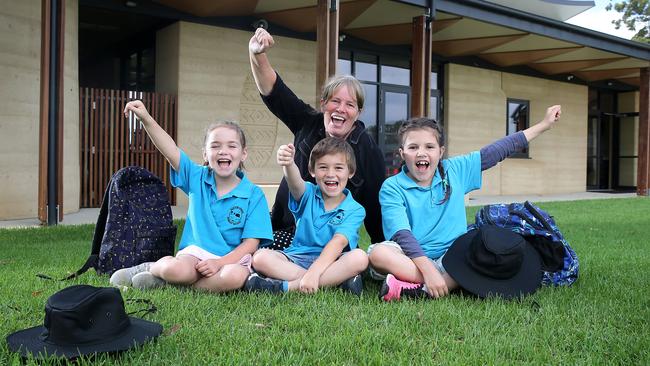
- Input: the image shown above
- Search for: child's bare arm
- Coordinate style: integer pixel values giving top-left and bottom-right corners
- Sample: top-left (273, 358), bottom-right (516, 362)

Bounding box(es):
top-left (412, 257), bottom-right (449, 298)
top-left (299, 234), bottom-right (348, 293)
top-left (523, 105), bottom-right (561, 142)
top-left (277, 143), bottom-right (306, 201)
top-left (195, 238), bottom-right (259, 278)
top-left (123, 100), bottom-right (181, 171)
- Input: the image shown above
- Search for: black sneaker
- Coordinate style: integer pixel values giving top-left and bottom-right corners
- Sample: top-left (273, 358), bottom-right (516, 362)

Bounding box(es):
top-left (339, 274), bottom-right (363, 296)
top-left (244, 273), bottom-right (284, 293)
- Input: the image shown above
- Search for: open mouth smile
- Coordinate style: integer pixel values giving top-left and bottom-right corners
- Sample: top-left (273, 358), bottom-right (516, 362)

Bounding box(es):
top-left (217, 159), bottom-right (232, 168)
top-left (415, 160), bottom-right (430, 172)
top-left (324, 180), bottom-right (339, 189)
top-left (330, 114), bottom-right (346, 126)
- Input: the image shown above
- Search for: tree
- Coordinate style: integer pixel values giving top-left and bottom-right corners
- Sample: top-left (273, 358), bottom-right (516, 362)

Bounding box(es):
top-left (605, 0), bottom-right (649, 43)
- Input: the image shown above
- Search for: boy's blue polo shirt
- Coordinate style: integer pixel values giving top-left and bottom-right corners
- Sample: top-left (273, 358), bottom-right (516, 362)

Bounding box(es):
top-left (171, 150), bottom-right (273, 256)
top-left (284, 182), bottom-right (366, 256)
top-left (380, 151), bottom-right (482, 259)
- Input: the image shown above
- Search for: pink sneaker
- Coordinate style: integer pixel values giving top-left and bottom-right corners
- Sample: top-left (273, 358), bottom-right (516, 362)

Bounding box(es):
top-left (380, 274), bottom-right (426, 301)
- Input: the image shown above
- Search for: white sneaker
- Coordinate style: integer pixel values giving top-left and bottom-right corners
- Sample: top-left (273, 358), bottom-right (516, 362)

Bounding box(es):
top-left (109, 262), bottom-right (154, 287)
top-left (132, 271), bottom-right (166, 290)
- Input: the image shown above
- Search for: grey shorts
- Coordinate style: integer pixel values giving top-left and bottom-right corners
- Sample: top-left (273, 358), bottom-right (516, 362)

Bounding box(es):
top-left (366, 241), bottom-right (446, 281)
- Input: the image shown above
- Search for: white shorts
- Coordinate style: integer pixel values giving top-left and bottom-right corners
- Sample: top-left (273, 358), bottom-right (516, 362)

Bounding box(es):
top-left (366, 240), bottom-right (446, 281)
top-left (176, 245), bottom-right (253, 273)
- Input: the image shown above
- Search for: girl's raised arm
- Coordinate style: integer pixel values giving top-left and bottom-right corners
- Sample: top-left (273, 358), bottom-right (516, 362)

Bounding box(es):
top-left (124, 100), bottom-right (181, 171)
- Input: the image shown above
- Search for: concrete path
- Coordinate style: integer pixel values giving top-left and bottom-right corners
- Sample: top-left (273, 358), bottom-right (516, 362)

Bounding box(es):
top-left (0, 191), bottom-right (637, 229)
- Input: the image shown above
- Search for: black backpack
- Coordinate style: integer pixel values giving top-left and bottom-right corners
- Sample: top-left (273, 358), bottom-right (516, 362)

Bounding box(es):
top-left (69, 167), bottom-right (177, 278)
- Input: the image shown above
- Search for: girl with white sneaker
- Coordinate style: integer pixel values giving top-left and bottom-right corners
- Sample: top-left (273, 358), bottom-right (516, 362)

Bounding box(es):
top-left (110, 101), bottom-right (273, 292)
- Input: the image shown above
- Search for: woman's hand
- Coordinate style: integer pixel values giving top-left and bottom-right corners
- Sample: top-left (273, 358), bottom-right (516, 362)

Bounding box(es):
top-left (249, 27), bottom-right (275, 55)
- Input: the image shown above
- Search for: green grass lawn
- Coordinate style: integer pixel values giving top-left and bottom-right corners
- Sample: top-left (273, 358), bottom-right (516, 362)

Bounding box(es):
top-left (1, 198), bottom-right (649, 365)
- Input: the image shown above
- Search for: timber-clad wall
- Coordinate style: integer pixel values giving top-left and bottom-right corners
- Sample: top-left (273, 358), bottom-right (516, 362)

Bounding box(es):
top-left (79, 88), bottom-right (177, 207)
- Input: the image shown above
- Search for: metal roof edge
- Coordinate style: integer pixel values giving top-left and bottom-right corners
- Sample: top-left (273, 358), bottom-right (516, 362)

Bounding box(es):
top-left (396, 0), bottom-right (650, 60)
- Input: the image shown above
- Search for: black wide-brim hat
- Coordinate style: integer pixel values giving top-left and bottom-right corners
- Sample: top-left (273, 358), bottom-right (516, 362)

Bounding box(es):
top-left (6, 285), bottom-right (162, 359)
top-left (443, 225), bottom-right (542, 299)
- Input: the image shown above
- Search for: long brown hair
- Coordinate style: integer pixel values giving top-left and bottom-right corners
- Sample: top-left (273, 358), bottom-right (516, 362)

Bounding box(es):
top-left (397, 117), bottom-right (450, 204)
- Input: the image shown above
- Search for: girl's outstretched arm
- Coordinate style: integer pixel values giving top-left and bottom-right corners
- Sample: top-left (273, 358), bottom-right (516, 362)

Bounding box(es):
top-left (480, 105), bottom-right (561, 170)
top-left (123, 100), bottom-right (181, 171)
top-left (523, 104), bottom-right (561, 142)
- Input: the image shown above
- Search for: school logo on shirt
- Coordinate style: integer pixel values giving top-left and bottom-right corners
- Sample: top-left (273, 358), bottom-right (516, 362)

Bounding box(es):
top-left (329, 211), bottom-right (345, 225)
top-left (227, 206), bottom-right (244, 225)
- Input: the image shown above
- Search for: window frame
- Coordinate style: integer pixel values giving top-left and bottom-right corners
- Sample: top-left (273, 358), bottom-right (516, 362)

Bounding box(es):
top-left (506, 98), bottom-right (530, 158)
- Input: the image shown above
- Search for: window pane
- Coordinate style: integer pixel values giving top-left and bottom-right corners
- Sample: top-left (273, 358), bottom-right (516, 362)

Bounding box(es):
top-left (430, 71), bottom-right (438, 90)
top-left (618, 157), bottom-right (637, 186)
top-left (381, 65), bottom-right (409, 86)
top-left (337, 59), bottom-right (351, 76)
top-left (384, 92), bottom-right (408, 176)
top-left (359, 83), bottom-right (377, 142)
top-left (429, 96), bottom-right (438, 121)
top-left (506, 99), bottom-right (529, 157)
top-left (507, 100), bottom-right (528, 135)
top-left (354, 54), bottom-right (377, 82)
top-left (587, 117), bottom-right (598, 157)
top-left (587, 157), bottom-right (598, 187)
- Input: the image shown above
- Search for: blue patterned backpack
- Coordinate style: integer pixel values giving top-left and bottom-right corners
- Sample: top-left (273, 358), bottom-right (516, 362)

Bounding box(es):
top-left (69, 167), bottom-right (177, 277)
top-left (469, 201), bottom-right (579, 286)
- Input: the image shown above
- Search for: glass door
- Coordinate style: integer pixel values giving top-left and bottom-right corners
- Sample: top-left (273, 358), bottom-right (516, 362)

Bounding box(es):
top-left (379, 86), bottom-right (410, 177)
top-left (587, 113), bottom-right (612, 190)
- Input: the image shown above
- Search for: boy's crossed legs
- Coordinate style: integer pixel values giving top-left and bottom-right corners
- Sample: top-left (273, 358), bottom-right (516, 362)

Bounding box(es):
top-left (247, 248), bottom-right (368, 294)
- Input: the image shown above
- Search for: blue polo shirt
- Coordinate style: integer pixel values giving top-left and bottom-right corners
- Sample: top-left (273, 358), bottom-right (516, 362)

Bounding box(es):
top-left (171, 150), bottom-right (273, 256)
top-left (380, 151), bottom-right (482, 259)
top-left (284, 182), bottom-right (366, 256)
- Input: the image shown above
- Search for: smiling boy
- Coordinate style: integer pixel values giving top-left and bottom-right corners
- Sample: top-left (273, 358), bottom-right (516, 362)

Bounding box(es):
top-left (245, 137), bottom-right (368, 295)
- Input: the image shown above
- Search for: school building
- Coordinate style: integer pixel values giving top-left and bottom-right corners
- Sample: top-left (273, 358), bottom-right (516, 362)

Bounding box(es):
top-left (1, 0), bottom-right (648, 223)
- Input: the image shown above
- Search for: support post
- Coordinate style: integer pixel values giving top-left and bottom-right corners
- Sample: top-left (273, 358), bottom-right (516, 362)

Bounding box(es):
top-left (637, 67), bottom-right (649, 196)
top-left (410, 14), bottom-right (432, 118)
top-left (38, 0), bottom-right (65, 225)
top-left (316, 0), bottom-right (339, 101)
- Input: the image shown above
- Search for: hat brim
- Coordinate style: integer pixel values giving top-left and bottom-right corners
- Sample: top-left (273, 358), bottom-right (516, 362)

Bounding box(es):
top-left (6, 317), bottom-right (162, 359)
top-left (442, 229), bottom-right (543, 300)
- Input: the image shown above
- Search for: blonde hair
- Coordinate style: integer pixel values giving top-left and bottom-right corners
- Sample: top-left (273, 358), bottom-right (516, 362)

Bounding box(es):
top-left (321, 75), bottom-right (365, 111)
top-left (202, 121), bottom-right (247, 170)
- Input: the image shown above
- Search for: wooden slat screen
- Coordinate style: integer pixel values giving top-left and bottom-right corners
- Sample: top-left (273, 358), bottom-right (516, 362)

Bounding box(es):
top-left (79, 88), bottom-right (177, 208)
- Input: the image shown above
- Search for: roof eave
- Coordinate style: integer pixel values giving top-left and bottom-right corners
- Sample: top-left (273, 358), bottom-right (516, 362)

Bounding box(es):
top-left (394, 0), bottom-right (650, 61)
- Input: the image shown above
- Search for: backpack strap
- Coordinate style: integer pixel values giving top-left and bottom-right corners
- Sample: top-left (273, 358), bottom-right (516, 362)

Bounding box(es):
top-left (523, 201), bottom-right (557, 234)
top-left (65, 184), bottom-right (111, 280)
top-left (37, 182), bottom-right (110, 281)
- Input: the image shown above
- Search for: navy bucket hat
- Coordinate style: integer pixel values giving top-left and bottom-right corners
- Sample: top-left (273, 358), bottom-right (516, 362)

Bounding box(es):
top-left (443, 225), bottom-right (542, 299)
top-left (6, 285), bottom-right (162, 359)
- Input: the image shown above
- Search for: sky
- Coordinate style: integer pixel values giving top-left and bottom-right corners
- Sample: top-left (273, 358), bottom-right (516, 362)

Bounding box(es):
top-left (565, 0), bottom-right (638, 39)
